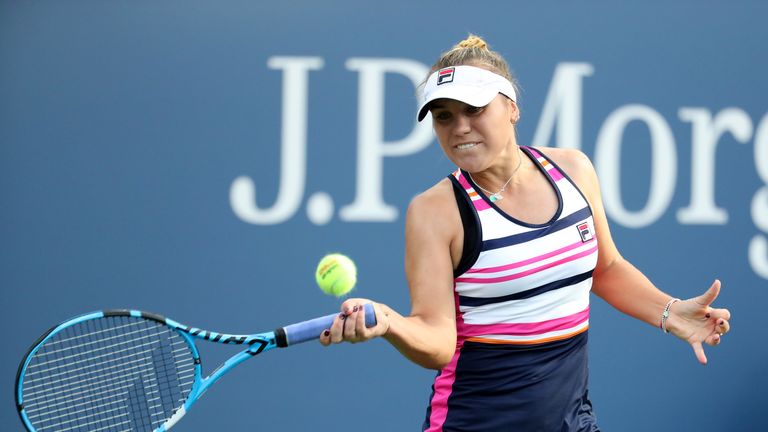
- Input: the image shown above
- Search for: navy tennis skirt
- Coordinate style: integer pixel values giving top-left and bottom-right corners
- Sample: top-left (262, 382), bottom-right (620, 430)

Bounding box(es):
top-left (422, 332), bottom-right (600, 432)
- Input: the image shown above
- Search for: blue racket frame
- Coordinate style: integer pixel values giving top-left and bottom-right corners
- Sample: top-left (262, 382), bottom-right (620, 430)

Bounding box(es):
top-left (16, 305), bottom-right (376, 432)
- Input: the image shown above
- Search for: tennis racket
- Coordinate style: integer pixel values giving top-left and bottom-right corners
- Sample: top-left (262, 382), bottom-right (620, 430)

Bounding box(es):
top-left (15, 305), bottom-right (376, 431)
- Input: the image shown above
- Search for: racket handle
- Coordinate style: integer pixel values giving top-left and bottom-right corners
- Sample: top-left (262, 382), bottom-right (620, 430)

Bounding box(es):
top-left (275, 303), bottom-right (377, 347)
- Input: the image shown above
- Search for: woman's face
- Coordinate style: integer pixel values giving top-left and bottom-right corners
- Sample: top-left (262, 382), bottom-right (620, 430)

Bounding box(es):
top-left (429, 94), bottom-right (518, 173)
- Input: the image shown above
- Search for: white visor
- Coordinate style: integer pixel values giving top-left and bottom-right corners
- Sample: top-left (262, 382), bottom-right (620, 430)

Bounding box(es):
top-left (417, 65), bottom-right (517, 122)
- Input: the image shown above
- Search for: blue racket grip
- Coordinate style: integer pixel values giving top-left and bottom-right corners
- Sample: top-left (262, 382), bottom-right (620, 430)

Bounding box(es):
top-left (275, 303), bottom-right (377, 347)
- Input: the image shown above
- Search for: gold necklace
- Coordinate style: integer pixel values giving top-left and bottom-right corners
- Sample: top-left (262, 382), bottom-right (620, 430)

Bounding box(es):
top-left (469, 148), bottom-right (523, 202)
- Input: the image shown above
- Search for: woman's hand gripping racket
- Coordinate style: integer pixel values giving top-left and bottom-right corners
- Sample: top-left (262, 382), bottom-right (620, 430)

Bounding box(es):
top-left (15, 305), bottom-right (376, 431)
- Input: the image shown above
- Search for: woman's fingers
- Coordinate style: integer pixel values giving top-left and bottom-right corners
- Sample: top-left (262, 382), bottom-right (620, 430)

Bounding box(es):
top-left (694, 279), bottom-right (721, 308)
top-left (717, 318), bottom-right (730, 335)
top-left (320, 302), bottom-right (375, 345)
top-left (328, 312), bottom-right (347, 344)
top-left (691, 341), bottom-right (708, 365)
top-left (343, 306), bottom-right (359, 340)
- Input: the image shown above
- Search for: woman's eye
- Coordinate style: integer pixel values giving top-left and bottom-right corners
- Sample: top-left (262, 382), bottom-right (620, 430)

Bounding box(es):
top-left (466, 106), bottom-right (484, 115)
top-left (433, 111), bottom-right (451, 121)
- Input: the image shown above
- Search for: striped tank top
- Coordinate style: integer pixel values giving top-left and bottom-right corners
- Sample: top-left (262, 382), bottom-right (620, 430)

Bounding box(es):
top-left (423, 146), bottom-right (601, 432)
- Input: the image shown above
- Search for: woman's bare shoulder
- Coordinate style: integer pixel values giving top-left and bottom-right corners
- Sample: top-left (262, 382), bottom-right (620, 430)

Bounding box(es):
top-left (408, 177), bottom-right (457, 220)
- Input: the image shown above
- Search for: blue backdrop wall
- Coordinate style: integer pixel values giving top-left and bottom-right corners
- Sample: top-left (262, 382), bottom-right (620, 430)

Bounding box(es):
top-left (2, 1), bottom-right (766, 431)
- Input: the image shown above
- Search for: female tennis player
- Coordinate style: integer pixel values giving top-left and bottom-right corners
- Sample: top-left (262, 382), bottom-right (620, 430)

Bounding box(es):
top-left (320, 35), bottom-right (731, 431)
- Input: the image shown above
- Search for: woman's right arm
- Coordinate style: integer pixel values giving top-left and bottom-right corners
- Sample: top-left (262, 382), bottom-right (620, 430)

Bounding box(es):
top-left (383, 185), bottom-right (459, 369)
top-left (321, 181), bottom-right (459, 370)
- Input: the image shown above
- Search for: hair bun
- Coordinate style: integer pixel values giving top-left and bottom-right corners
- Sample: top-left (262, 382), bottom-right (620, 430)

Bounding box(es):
top-left (455, 34), bottom-right (489, 50)
top-left (430, 34), bottom-right (516, 93)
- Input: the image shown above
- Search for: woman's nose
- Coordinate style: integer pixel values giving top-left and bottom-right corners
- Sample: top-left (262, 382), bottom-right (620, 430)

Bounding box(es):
top-left (452, 114), bottom-right (472, 135)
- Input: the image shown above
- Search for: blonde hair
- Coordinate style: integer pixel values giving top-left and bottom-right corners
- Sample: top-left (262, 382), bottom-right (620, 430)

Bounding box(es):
top-left (430, 34), bottom-right (520, 100)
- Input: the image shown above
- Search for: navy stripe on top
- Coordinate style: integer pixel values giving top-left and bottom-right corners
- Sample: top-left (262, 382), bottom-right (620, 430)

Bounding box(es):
top-left (482, 206), bottom-right (592, 252)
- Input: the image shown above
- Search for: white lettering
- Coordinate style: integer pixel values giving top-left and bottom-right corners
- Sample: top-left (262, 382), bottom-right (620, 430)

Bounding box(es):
top-left (750, 113), bottom-right (768, 279)
top-left (531, 63), bottom-right (594, 150)
top-left (339, 58), bottom-right (433, 222)
top-left (677, 108), bottom-right (753, 224)
top-left (230, 56), bottom-right (324, 225)
top-left (595, 105), bottom-right (677, 228)
top-left (225, 57), bottom-right (765, 281)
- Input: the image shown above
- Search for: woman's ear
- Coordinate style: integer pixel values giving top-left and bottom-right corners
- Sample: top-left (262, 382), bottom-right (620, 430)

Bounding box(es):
top-left (509, 99), bottom-right (520, 124)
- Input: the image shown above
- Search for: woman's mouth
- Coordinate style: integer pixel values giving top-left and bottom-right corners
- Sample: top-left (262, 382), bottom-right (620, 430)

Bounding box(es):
top-left (456, 142), bottom-right (479, 150)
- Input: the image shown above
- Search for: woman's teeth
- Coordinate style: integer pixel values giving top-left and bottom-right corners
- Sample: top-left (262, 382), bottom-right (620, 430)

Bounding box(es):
top-left (456, 143), bottom-right (478, 150)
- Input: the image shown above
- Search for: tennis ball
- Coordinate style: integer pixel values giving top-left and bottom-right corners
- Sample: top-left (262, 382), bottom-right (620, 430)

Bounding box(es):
top-left (315, 253), bottom-right (357, 297)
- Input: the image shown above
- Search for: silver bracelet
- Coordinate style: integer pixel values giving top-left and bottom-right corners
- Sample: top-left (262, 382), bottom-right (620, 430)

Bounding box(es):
top-left (660, 298), bottom-right (681, 333)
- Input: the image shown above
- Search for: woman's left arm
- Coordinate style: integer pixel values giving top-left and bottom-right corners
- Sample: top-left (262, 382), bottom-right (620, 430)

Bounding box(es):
top-left (554, 148), bottom-right (731, 365)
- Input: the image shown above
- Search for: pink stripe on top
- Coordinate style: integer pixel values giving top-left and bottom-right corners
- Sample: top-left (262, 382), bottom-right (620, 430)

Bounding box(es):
top-left (458, 306), bottom-right (590, 338)
top-left (472, 198), bottom-right (491, 211)
top-left (455, 170), bottom-right (491, 211)
top-left (527, 148), bottom-right (565, 182)
top-left (455, 244), bottom-right (598, 284)
top-left (548, 166), bottom-right (565, 182)
top-left (466, 240), bottom-right (593, 274)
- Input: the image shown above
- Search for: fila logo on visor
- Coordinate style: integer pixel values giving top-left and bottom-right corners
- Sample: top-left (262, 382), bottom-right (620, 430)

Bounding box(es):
top-left (437, 67), bottom-right (455, 85)
top-left (577, 221), bottom-right (594, 242)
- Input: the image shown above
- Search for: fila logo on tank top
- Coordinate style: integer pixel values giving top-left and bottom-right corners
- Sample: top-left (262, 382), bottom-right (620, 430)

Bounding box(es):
top-left (451, 146), bottom-right (597, 345)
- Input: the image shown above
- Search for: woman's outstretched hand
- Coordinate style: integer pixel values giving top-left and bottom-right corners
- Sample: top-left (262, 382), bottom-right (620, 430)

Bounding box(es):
top-left (668, 280), bottom-right (731, 365)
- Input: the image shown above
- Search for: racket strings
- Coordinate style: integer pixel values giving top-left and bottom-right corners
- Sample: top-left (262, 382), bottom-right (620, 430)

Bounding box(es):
top-left (25, 329), bottom-right (184, 385)
top-left (36, 321), bottom-right (148, 351)
top-left (21, 316), bottom-right (196, 431)
top-left (30, 321), bottom-right (162, 363)
top-left (24, 343), bottom-right (191, 409)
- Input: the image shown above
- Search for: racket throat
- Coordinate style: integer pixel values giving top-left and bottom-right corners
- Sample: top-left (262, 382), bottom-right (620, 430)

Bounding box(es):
top-left (159, 406), bottom-right (188, 431)
top-left (247, 337), bottom-right (275, 355)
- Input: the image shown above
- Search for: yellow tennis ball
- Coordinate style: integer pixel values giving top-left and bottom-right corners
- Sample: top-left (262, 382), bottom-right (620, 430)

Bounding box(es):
top-left (315, 253), bottom-right (357, 297)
